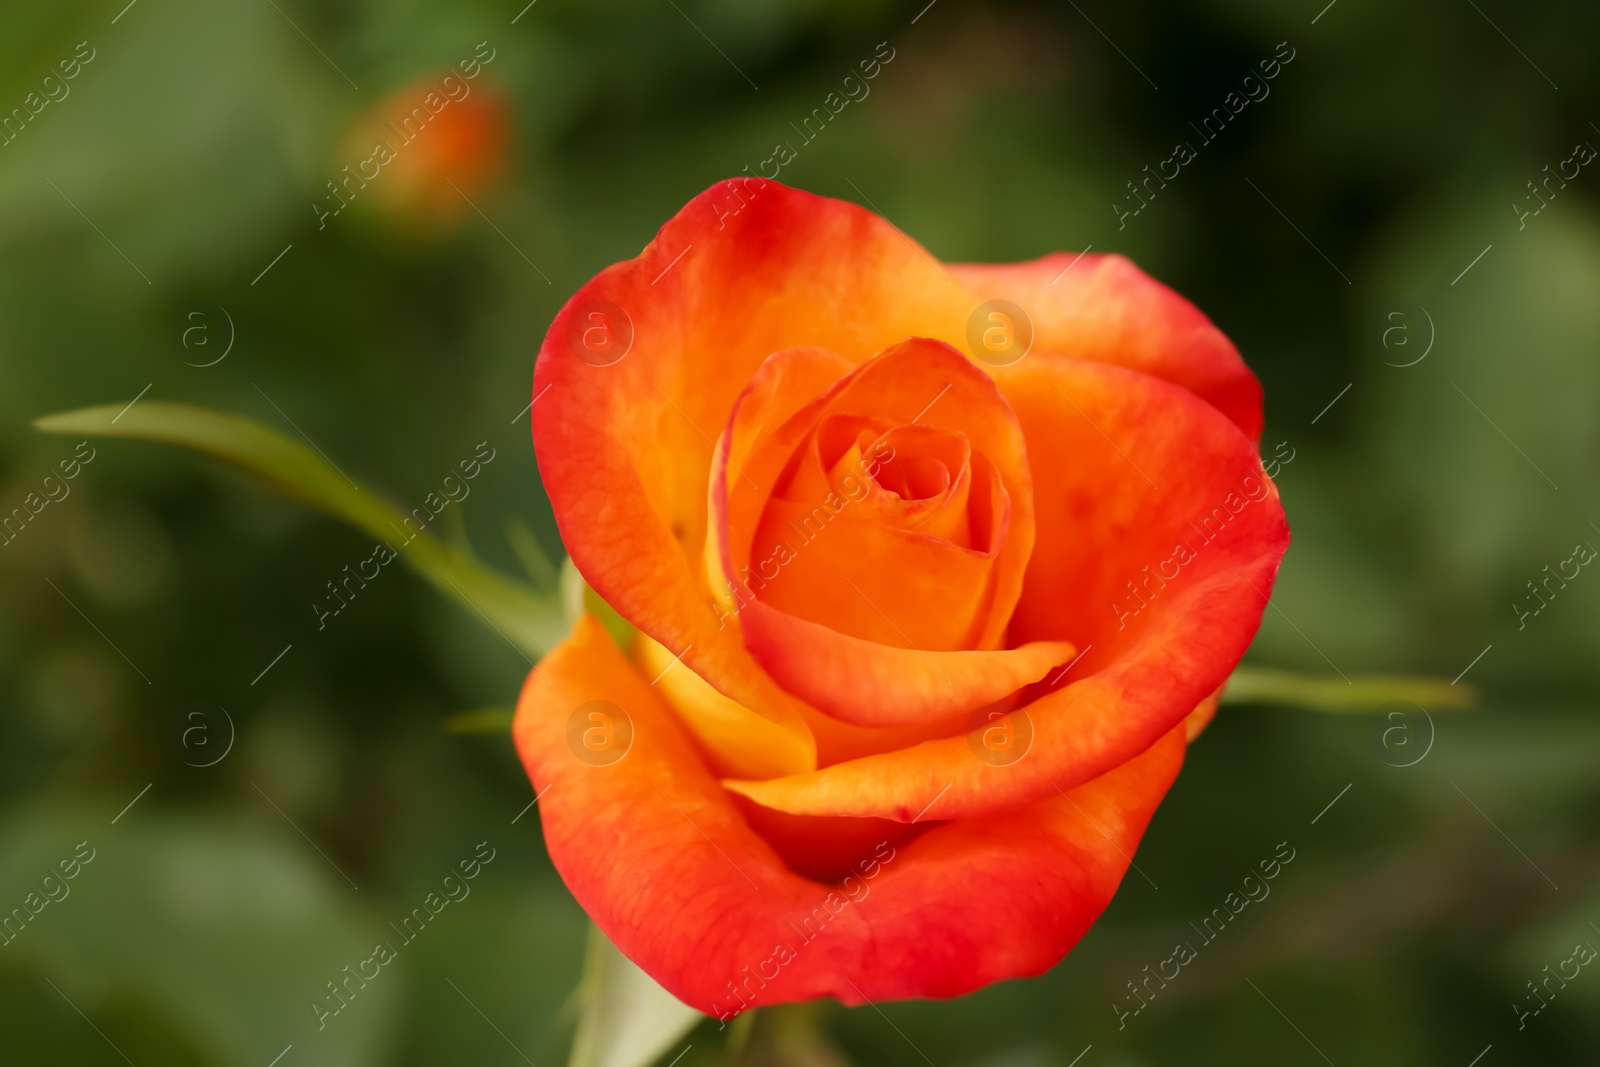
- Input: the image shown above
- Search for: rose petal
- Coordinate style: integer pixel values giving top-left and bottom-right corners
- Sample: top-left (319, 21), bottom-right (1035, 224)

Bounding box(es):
top-left (741, 603), bottom-right (1074, 729)
top-left (535, 179), bottom-right (970, 776)
top-left (950, 253), bottom-right (1263, 440)
top-left (724, 360), bottom-right (1287, 819)
top-left (750, 499), bottom-right (995, 649)
top-left (513, 614), bottom-right (1184, 1013)
top-left (709, 339), bottom-right (1066, 726)
top-left (636, 633), bottom-right (814, 779)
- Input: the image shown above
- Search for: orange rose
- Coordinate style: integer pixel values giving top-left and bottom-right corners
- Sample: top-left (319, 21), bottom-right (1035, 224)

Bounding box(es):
top-left (515, 179), bottom-right (1288, 1018)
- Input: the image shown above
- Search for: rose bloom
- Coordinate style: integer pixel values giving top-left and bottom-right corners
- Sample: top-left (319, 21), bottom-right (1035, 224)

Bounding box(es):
top-left (515, 179), bottom-right (1288, 1018)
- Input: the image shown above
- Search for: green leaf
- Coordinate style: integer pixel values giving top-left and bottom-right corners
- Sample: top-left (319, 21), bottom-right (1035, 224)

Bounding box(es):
top-left (1222, 666), bottom-right (1476, 712)
top-left (568, 923), bottom-right (702, 1067)
top-left (0, 807), bottom-right (396, 1067)
top-left (35, 401), bottom-right (568, 659)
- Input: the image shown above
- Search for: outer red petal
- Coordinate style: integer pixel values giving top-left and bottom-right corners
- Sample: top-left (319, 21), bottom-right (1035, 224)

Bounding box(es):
top-left (725, 360), bottom-right (1288, 820)
top-left (950, 253), bottom-right (1264, 440)
top-left (513, 614), bottom-right (1184, 1013)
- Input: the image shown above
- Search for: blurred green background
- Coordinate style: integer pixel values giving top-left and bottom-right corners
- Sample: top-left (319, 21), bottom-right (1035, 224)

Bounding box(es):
top-left (2, 0), bottom-right (1598, 1064)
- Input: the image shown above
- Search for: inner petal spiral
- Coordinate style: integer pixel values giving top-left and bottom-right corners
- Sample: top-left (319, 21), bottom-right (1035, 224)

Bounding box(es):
top-left (749, 397), bottom-right (1010, 652)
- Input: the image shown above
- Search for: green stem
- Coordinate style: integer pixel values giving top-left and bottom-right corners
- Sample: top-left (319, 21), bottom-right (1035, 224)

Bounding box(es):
top-left (1222, 666), bottom-right (1476, 712)
top-left (444, 707), bottom-right (516, 734)
top-left (36, 401), bottom-right (567, 660)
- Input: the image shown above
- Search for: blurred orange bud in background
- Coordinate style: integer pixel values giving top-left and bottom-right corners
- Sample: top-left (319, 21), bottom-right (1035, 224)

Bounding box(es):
top-left (331, 63), bottom-right (509, 231)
